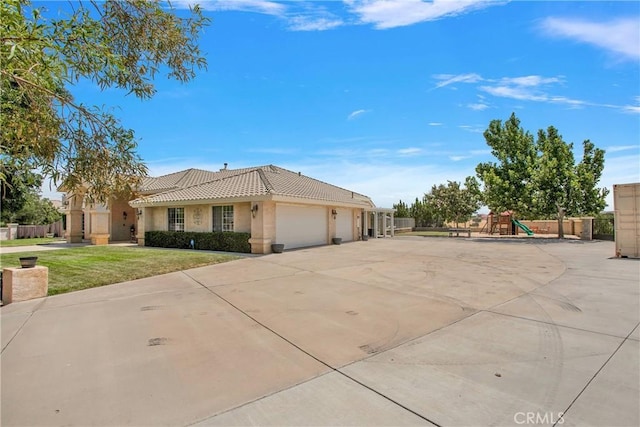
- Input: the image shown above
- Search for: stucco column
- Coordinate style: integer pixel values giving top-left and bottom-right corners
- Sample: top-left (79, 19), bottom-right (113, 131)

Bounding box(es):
top-left (248, 201), bottom-right (275, 254)
top-left (89, 203), bottom-right (111, 245)
top-left (66, 192), bottom-right (85, 243)
top-left (136, 209), bottom-right (146, 246)
top-left (67, 209), bottom-right (83, 243)
top-left (373, 212), bottom-right (379, 238)
top-left (390, 212), bottom-right (395, 237)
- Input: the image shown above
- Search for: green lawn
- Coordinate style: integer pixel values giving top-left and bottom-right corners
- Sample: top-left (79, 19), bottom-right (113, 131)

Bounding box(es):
top-left (1, 237), bottom-right (66, 247)
top-left (1, 246), bottom-right (241, 295)
top-left (396, 231), bottom-right (450, 237)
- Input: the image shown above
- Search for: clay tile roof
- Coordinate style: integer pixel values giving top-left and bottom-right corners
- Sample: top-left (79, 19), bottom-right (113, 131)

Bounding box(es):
top-left (131, 165), bottom-right (374, 207)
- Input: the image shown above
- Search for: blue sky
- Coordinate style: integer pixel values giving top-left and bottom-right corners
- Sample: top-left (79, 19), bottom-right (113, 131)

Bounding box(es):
top-left (46, 0), bottom-right (639, 209)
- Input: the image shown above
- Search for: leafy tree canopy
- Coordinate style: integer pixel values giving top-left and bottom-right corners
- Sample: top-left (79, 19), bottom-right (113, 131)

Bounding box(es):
top-left (425, 177), bottom-right (481, 227)
top-left (1, 164), bottom-right (61, 225)
top-left (393, 200), bottom-right (410, 217)
top-left (1, 0), bottom-right (209, 202)
top-left (476, 113), bottom-right (608, 237)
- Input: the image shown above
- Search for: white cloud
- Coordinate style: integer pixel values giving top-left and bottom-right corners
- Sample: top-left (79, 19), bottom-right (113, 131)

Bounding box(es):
top-left (397, 148), bottom-right (422, 156)
top-left (347, 109), bottom-right (371, 120)
top-left (478, 75), bottom-right (588, 108)
top-left (288, 16), bottom-right (343, 31)
top-left (346, 0), bottom-right (502, 29)
top-left (467, 102), bottom-right (489, 111)
top-left (458, 125), bottom-right (484, 133)
top-left (498, 76), bottom-right (563, 87)
top-left (449, 155), bottom-right (471, 161)
top-left (540, 17), bottom-right (640, 61)
top-left (428, 122), bottom-right (443, 126)
top-left (176, 0), bottom-right (286, 15)
top-left (433, 73), bottom-right (483, 89)
top-left (606, 145), bottom-right (639, 153)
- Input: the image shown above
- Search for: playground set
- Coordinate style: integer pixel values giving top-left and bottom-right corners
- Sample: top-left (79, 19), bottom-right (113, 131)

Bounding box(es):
top-left (481, 211), bottom-right (534, 236)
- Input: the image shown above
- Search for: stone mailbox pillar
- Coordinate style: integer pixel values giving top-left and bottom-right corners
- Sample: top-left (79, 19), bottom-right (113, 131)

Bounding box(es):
top-left (2, 266), bottom-right (49, 304)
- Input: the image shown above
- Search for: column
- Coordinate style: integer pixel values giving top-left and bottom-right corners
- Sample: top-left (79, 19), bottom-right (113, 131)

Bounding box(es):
top-left (89, 203), bottom-right (111, 245)
top-left (390, 211), bottom-right (395, 237)
top-left (136, 208), bottom-right (146, 246)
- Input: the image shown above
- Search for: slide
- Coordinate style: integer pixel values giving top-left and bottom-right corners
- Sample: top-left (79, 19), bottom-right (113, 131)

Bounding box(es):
top-left (512, 219), bottom-right (534, 236)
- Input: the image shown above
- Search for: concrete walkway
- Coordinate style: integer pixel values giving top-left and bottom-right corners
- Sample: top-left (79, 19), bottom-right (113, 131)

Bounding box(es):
top-left (1, 238), bottom-right (638, 426)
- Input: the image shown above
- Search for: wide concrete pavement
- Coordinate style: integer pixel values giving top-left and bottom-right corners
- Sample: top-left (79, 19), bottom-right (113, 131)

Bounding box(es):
top-left (1, 237), bottom-right (638, 426)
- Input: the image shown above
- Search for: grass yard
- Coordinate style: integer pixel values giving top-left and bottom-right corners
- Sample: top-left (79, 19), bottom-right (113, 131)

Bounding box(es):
top-left (0, 246), bottom-right (241, 295)
top-left (1, 237), bottom-right (66, 247)
top-left (396, 231), bottom-right (451, 237)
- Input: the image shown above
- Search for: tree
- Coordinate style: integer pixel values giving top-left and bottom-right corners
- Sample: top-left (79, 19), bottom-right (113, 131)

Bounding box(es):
top-left (475, 113), bottom-right (537, 217)
top-left (1, 163), bottom-right (43, 223)
top-left (409, 196), bottom-right (441, 227)
top-left (574, 140), bottom-right (608, 216)
top-left (531, 126), bottom-right (576, 237)
top-left (1, 0), bottom-right (209, 202)
top-left (476, 113), bottom-right (608, 238)
top-left (532, 131), bottom-right (608, 237)
top-left (393, 200), bottom-right (410, 217)
top-left (426, 177), bottom-right (481, 227)
top-left (1, 164), bottom-right (61, 225)
top-left (14, 193), bottom-right (62, 225)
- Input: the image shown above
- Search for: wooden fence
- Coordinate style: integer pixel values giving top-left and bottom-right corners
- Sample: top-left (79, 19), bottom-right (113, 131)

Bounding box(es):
top-left (0, 222), bottom-right (65, 240)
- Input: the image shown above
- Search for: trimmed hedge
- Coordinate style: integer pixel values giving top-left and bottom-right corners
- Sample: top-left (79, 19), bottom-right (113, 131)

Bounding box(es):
top-left (145, 231), bottom-right (251, 253)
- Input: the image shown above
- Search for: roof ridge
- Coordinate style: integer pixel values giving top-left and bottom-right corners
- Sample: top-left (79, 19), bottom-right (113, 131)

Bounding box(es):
top-left (265, 165), bottom-right (370, 199)
top-left (256, 168), bottom-right (274, 193)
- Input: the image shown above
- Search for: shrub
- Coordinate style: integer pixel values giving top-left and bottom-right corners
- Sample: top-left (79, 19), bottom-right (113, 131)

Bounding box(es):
top-left (145, 231), bottom-right (251, 253)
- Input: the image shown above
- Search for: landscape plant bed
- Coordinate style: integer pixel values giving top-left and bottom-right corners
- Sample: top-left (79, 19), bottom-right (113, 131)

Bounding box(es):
top-left (0, 246), bottom-right (240, 295)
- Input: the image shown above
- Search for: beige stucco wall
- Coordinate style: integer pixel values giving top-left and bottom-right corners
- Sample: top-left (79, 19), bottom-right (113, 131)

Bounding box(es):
top-left (185, 205), bottom-right (210, 233)
top-left (111, 197), bottom-right (136, 241)
top-left (143, 203), bottom-right (253, 234)
top-left (147, 207), bottom-right (167, 231)
top-left (249, 201), bottom-right (276, 254)
top-left (235, 202), bottom-right (251, 233)
top-left (136, 200), bottom-right (365, 253)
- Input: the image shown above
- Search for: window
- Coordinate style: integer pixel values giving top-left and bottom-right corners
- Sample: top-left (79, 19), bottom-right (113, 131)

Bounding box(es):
top-left (213, 205), bottom-right (234, 232)
top-left (168, 208), bottom-right (184, 232)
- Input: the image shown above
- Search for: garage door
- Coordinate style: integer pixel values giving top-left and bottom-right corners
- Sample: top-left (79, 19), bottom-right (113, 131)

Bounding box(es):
top-left (276, 205), bottom-right (327, 249)
top-left (336, 208), bottom-right (354, 242)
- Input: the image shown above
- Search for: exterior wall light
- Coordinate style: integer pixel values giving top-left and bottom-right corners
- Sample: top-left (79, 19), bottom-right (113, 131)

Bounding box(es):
top-left (251, 204), bottom-right (259, 218)
top-left (136, 209), bottom-right (143, 219)
top-left (123, 211), bottom-right (128, 221)
top-left (331, 208), bottom-right (337, 219)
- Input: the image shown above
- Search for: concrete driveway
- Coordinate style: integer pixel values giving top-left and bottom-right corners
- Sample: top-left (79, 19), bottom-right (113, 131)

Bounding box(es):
top-left (1, 237), bottom-right (638, 426)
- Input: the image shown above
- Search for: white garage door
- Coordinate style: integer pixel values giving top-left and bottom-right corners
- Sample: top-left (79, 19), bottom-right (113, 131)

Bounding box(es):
top-left (276, 205), bottom-right (327, 249)
top-left (336, 208), bottom-right (353, 242)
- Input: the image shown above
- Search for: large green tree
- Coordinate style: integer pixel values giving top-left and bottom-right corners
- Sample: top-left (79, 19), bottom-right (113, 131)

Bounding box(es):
top-left (476, 113), bottom-right (608, 237)
top-left (475, 113), bottom-right (537, 217)
top-left (425, 177), bottom-right (481, 227)
top-left (1, 0), bottom-right (208, 202)
top-left (1, 164), bottom-right (61, 225)
top-left (532, 126), bottom-right (577, 237)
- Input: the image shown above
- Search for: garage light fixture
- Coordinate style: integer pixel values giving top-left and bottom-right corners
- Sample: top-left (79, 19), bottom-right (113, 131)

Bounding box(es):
top-left (251, 204), bottom-right (259, 218)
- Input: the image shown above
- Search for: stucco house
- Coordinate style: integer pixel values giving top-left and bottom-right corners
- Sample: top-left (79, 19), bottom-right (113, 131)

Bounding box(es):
top-left (63, 164), bottom-right (395, 253)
